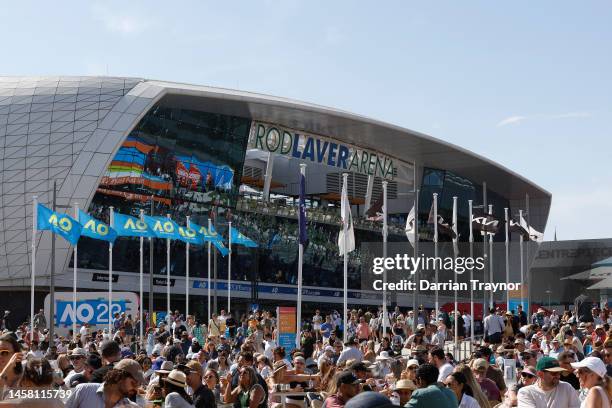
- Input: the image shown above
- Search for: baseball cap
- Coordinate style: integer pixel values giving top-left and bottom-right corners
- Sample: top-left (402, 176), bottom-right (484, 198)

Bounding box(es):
top-left (570, 356), bottom-right (607, 378)
top-left (473, 358), bottom-right (489, 370)
top-left (324, 345), bottom-right (334, 352)
top-left (349, 362), bottom-right (369, 372)
top-left (336, 371), bottom-right (360, 386)
top-left (114, 359), bottom-right (145, 384)
top-left (522, 366), bottom-right (537, 376)
top-left (406, 359), bottom-right (420, 368)
top-left (536, 356), bottom-right (566, 372)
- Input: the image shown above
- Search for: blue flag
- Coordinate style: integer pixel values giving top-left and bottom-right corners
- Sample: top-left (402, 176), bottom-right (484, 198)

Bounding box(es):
top-left (192, 222), bottom-right (229, 256)
top-left (114, 213), bottom-right (153, 237)
top-left (143, 215), bottom-right (182, 240)
top-left (299, 172), bottom-right (307, 245)
top-left (230, 227), bottom-right (258, 248)
top-left (78, 210), bottom-right (117, 243)
top-left (177, 224), bottom-right (202, 245)
top-left (36, 204), bottom-right (82, 245)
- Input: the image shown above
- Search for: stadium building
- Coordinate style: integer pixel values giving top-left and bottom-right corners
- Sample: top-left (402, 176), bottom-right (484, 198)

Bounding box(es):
top-left (0, 76), bottom-right (562, 326)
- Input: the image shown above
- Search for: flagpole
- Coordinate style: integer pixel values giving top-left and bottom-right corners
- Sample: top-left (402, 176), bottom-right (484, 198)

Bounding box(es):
top-left (342, 173), bottom-right (348, 344)
top-left (186, 216), bottom-right (191, 318)
top-left (108, 206), bottom-right (114, 335)
top-left (166, 213), bottom-right (171, 315)
top-left (453, 196), bottom-right (458, 353)
top-left (296, 163), bottom-right (306, 349)
top-left (73, 202), bottom-right (79, 341)
top-left (139, 210), bottom-right (144, 351)
top-left (504, 207), bottom-right (510, 311)
top-left (488, 204), bottom-right (494, 308)
top-left (468, 199), bottom-right (474, 345)
top-left (227, 220), bottom-right (232, 314)
top-left (207, 218), bottom-right (212, 323)
top-left (525, 194), bottom-right (531, 314)
top-left (382, 180), bottom-right (388, 338)
top-left (519, 209), bottom-right (525, 311)
top-left (412, 189), bottom-right (419, 333)
top-left (31, 196), bottom-right (38, 343)
top-left (433, 192), bottom-right (439, 315)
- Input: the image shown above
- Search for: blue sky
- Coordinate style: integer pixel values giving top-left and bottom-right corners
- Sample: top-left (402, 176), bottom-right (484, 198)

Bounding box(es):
top-left (2, 1), bottom-right (611, 240)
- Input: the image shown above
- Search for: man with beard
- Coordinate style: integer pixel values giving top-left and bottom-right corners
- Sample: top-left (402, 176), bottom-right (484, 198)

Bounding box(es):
top-left (66, 359), bottom-right (144, 407)
top-left (517, 356), bottom-right (580, 408)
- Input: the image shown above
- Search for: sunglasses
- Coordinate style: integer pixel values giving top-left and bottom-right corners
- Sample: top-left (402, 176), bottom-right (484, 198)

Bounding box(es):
top-left (0, 350), bottom-right (12, 357)
top-left (407, 367), bottom-right (417, 371)
top-left (204, 375), bottom-right (216, 379)
top-left (521, 372), bottom-right (535, 378)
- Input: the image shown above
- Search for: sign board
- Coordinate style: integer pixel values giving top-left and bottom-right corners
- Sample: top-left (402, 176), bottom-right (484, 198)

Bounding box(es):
top-left (153, 278), bottom-right (175, 287)
top-left (44, 292), bottom-right (138, 336)
top-left (277, 306), bottom-right (297, 352)
top-left (249, 121), bottom-right (414, 183)
top-left (92, 273), bottom-right (119, 283)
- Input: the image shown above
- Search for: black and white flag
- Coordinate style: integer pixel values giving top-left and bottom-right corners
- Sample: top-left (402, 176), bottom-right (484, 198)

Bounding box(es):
top-left (428, 203), bottom-right (457, 239)
top-left (472, 211), bottom-right (500, 235)
top-left (509, 215), bottom-right (543, 243)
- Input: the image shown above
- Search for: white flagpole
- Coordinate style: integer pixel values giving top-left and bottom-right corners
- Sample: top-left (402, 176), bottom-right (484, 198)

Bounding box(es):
top-left (228, 221), bottom-right (232, 314)
top-left (108, 206), bottom-right (114, 335)
top-left (186, 216), bottom-right (191, 318)
top-left (207, 218), bottom-right (212, 322)
top-left (296, 163), bottom-right (306, 348)
top-left (412, 189), bottom-right (419, 333)
top-left (382, 180), bottom-right (388, 338)
top-left (342, 173), bottom-right (349, 344)
top-left (519, 210), bottom-right (525, 311)
top-left (469, 200), bottom-right (475, 344)
top-left (505, 207), bottom-right (510, 311)
top-left (139, 209), bottom-right (144, 350)
top-left (166, 214), bottom-right (171, 315)
top-left (31, 196), bottom-right (38, 343)
top-left (488, 204), bottom-right (494, 308)
top-left (73, 203), bottom-right (79, 341)
top-left (453, 196), bottom-right (458, 351)
top-left (433, 192), bottom-right (439, 315)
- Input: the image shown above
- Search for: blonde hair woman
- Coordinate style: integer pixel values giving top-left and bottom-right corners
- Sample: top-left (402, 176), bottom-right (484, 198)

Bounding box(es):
top-left (571, 357), bottom-right (611, 408)
top-left (454, 363), bottom-right (491, 408)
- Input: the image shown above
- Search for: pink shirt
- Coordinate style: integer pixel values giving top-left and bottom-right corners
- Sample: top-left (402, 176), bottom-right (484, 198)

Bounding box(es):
top-left (357, 323), bottom-right (370, 339)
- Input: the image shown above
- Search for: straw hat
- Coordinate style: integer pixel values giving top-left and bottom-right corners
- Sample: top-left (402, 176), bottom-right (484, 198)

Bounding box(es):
top-left (376, 351), bottom-right (392, 361)
top-left (394, 379), bottom-right (417, 391)
top-left (164, 369), bottom-right (187, 388)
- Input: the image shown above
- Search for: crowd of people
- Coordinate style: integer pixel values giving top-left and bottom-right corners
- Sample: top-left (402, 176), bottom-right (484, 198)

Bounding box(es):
top-left (0, 303), bottom-right (610, 407)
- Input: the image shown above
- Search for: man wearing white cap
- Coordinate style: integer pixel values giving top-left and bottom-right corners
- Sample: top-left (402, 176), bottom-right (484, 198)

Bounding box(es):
top-left (571, 356), bottom-right (610, 408)
top-left (318, 345), bottom-right (335, 367)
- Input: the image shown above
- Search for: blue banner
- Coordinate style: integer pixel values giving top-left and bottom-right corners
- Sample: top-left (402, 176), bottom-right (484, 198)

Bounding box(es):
top-left (78, 210), bottom-right (117, 243)
top-left (177, 224), bottom-right (202, 245)
top-left (37, 204), bottom-right (82, 245)
top-left (114, 213), bottom-right (152, 237)
top-left (192, 222), bottom-right (229, 256)
top-left (230, 227), bottom-right (258, 248)
top-left (143, 215), bottom-right (182, 240)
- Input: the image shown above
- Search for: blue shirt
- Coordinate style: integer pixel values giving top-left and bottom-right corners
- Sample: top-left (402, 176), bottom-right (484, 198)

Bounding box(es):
top-left (65, 383), bottom-right (139, 408)
top-left (321, 323), bottom-right (332, 338)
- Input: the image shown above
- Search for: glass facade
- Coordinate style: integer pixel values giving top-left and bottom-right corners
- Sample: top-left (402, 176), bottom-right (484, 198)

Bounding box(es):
top-left (419, 167), bottom-right (510, 242)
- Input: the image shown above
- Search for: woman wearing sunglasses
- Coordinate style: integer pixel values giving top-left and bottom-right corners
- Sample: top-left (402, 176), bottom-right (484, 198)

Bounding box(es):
top-left (444, 371), bottom-right (479, 408)
top-left (571, 356), bottom-right (611, 408)
top-left (0, 333), bottom-right (23, 393)
top-left (203, 368), bottom-right (222, 404)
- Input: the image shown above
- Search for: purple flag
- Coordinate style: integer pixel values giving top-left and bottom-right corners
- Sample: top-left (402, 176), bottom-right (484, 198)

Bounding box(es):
top-left (299, 172), bottom-right (307, 245)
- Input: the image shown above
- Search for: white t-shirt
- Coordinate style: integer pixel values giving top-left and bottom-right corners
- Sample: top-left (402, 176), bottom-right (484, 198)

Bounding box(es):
top-left (437, 362), bottom-right (454, 382)
top-left (459, 393), bottom-right (480, 408)
top-left (517, 381), bottom-right (580, 408)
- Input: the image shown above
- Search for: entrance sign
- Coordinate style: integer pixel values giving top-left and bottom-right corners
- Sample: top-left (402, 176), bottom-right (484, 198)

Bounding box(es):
top-left (250, 122), bottom-right (411, 181)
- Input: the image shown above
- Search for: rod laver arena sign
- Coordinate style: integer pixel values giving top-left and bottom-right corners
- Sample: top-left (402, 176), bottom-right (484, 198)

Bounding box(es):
top-left (249, 122), bottom-right (397, 180)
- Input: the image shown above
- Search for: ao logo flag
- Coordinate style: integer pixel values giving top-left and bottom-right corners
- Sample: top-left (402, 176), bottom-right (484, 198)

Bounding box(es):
top-left (192, 222), bottom-right (229, 256)
top-left (78, 209), bottom-right (117, 243)
top-left (143, 215), bottom-right (181, 240)
top-left (114, 213), bottom-right (152, 237)
top-left (36, 204), bottom-right (82, 245)
top-left (177, 224), bottom-right (202, 245)
top-left (230, 227), bottom-right (258, 248)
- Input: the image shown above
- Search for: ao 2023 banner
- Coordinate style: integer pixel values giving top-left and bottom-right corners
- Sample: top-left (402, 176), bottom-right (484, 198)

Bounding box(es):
top-left (44, 292), bottom-right (138, 335)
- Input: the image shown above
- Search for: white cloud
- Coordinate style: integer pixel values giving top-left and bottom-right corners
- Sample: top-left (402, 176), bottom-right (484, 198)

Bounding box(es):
top-left (497, 111), bottom-right (593, 127)
top-left (91, 3), bottom-right (153, 34)
top-left (497, 115), bottom-right (527, 127)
